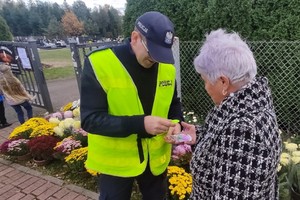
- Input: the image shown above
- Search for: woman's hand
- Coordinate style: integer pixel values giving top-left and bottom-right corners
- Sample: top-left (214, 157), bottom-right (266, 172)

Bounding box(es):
top-left (180, 122), bottom-right (197, 145)
top-left (165, 121), bottom-right (197, 144)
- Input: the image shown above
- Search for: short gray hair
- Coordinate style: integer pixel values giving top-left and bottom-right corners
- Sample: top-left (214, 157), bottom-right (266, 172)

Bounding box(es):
top-left (194, 29), bottom-right (257, 84)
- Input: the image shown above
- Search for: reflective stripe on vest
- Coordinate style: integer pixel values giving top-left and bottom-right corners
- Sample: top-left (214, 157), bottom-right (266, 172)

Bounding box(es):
top-left (86, 49), bottom-right (176, 177)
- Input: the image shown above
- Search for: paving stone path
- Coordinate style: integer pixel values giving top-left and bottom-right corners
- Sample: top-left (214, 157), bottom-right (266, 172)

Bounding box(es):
top-left (0, 77), bottom-right (99, 200)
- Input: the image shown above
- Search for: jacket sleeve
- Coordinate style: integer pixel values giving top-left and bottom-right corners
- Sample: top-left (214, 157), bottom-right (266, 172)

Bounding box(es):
top-left (211, 120), bottom-right (275, 199)
top-left (80, 58), bottom-right (148, 137)
top-left (167, 82), bottom-right (184, 122)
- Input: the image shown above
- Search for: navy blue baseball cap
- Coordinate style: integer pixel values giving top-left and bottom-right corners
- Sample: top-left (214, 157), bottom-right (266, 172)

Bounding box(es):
top-left (135, 11), bottom-right (175, 64)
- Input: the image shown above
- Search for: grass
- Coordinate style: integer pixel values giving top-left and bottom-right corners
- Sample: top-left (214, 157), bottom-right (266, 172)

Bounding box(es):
top-left (38, 48), bottom-right (77, 80)
top-left (39, 48), bottom-right (73, 68)
top-left (43, 66), bottom-right (75, 80)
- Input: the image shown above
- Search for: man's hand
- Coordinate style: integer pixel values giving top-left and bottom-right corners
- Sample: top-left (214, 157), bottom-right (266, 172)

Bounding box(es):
top-left (144, 116), bottom-right (176, 135)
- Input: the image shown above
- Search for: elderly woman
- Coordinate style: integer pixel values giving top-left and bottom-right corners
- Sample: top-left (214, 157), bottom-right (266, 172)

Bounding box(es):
top-left (175, 29), bottom-right (282, 199)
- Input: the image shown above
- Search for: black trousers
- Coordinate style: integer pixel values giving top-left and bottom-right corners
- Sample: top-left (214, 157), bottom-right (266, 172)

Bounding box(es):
top-left (0, 101), bottom-right (8, 125)
top-left (98, 164), bottom-right (167, 200)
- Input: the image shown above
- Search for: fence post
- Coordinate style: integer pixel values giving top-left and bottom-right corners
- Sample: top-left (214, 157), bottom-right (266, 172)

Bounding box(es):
top-left (28, 40), bottom-right (53, 112)
top-left (69, 41), bottom-right (82, 92)
top-left (173, 37), bottom-right (181, 99)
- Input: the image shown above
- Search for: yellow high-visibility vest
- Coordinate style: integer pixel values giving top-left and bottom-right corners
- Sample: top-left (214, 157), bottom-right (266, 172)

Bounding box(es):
top-left (86, 49), bottom-right (176, 177)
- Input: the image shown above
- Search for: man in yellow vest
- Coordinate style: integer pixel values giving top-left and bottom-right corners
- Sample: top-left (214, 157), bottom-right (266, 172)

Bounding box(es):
top-left (80, 11), bottom-right (183, 200)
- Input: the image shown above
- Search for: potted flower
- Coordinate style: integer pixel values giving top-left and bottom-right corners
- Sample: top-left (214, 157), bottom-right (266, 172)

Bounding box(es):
top-left (64, 147), bottom-right (88, 173)
top-left (167, 166), bottom-right (192, 200)
top-left (8, 117), bottom-right (49, 139)
top-left (0, 139), bottom-right (31, 160)
top-left (278, 134), bottom-right (300, 200)
top-left (28, 135), bottom-right (60, 165)
top-left (72, 128), bottom-right (88, 147)
top-left (53, 137), bottom-right (82, 160)
top-left (170, 144), bottom-right (192, 172)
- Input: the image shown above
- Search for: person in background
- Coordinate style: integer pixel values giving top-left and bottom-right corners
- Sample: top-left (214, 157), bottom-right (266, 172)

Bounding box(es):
top-left (0, 91), bottom-right (11, 129)
top-left (0, 64), bottom-right (34, 124)
top-left (80, 11), bottom-right (183, 200)
top-left (167, 28), bottom-right (282, 199)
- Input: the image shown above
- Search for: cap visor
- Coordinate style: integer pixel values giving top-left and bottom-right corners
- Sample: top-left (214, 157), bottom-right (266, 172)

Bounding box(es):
top-left (147, 41), bottom-right (174, 64)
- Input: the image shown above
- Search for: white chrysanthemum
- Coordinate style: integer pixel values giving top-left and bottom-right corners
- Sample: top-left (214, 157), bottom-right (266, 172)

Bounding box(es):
top-left (73, 120), bottom-right (81, 129)
top-left (73, 107), bottom-right (80, 118)
top-left (292, 151), bottom-right (300, 157)
top-left (72, 99), bottom-right (80, 109)
top-left (63, 118), bottom-right (75, 128)
top-left (281, 152), bottom-right (290, 159)
top-left (285, 143), bottom-right (298, 152)
top-left (277, 164), bottom-right (282, 172)
top-left (280, 157), bottom-right (290, 166)
top-left (291, 156), bottom-right (300, 164)
top-left (59, 121), bottom-right (65, 129)
top-left (49, 117), bottom-right (61, 124)
top-left (54, 126), bottom-right (64, 137)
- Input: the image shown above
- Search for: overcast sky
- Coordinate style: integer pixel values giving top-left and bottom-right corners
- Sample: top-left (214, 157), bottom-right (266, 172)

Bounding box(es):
top-left (24, 0), bottom-right (126, 10)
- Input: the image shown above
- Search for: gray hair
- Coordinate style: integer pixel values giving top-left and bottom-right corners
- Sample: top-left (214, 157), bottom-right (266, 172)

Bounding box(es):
top-left (194, 29), bottom-right (257, 84)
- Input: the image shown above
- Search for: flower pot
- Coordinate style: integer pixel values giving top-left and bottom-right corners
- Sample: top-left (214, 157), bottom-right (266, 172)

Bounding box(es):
top-left (17, 153), bottom-right (31, 161)
top-left (33, 158), bottom-right (50, 166)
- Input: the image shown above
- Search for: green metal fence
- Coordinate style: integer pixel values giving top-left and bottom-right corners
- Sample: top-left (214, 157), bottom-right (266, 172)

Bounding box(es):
top-left (179, 41), bottom-right (300, 134)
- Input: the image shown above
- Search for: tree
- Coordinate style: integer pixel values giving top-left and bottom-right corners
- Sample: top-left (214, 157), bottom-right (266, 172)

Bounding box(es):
top-left (107, 7), bottom-right (122, 38)
top-left (45, 17), bottom-right (63, 39)
top-left (123, 0), bottom-right (155, 37)
top-left (72, 0), bottom-right (90, 21)
top-left (61, 11), bottom-right (84, 36)
top-left (0, 15), bottom-right (12, 41)
top-left (84, 18), bottom-right (99, 36)
top-left (1, 0), bottom-right (31, 36)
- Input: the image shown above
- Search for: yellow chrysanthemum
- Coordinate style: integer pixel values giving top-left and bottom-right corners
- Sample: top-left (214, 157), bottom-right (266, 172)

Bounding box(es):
top-left (65, 147), bottom-right (88, 163)
top-left (30, 123), bottom-right (56, 138)
top-left (9, 126), bottom-right (32, 139)
top-left (86, 168), bottom-right (100, 176)
top-left (61, 102), bottom-right (73, 111)
top-left (167, 166), bottom-right (192, 200)
top-left (24, 117), bottom-right (49, 128)
top-left (9, 117), bottom-right (48, 139)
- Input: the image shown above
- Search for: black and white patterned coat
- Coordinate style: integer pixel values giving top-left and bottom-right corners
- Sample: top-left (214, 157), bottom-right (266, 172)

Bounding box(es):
top-left (190, 77), bottom-right (282, 200)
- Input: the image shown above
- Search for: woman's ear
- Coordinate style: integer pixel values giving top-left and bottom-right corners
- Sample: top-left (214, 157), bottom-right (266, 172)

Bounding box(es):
top-left (219, 75), bottom-right (230, 90)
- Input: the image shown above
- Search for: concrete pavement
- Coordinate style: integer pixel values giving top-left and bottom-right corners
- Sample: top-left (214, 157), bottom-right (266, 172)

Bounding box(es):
top-left (0, 77), bottom-right (99, 200)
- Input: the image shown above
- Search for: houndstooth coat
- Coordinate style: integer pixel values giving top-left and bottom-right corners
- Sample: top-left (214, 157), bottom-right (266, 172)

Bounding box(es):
top-left (190, 77), bottom-right (282, 200)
